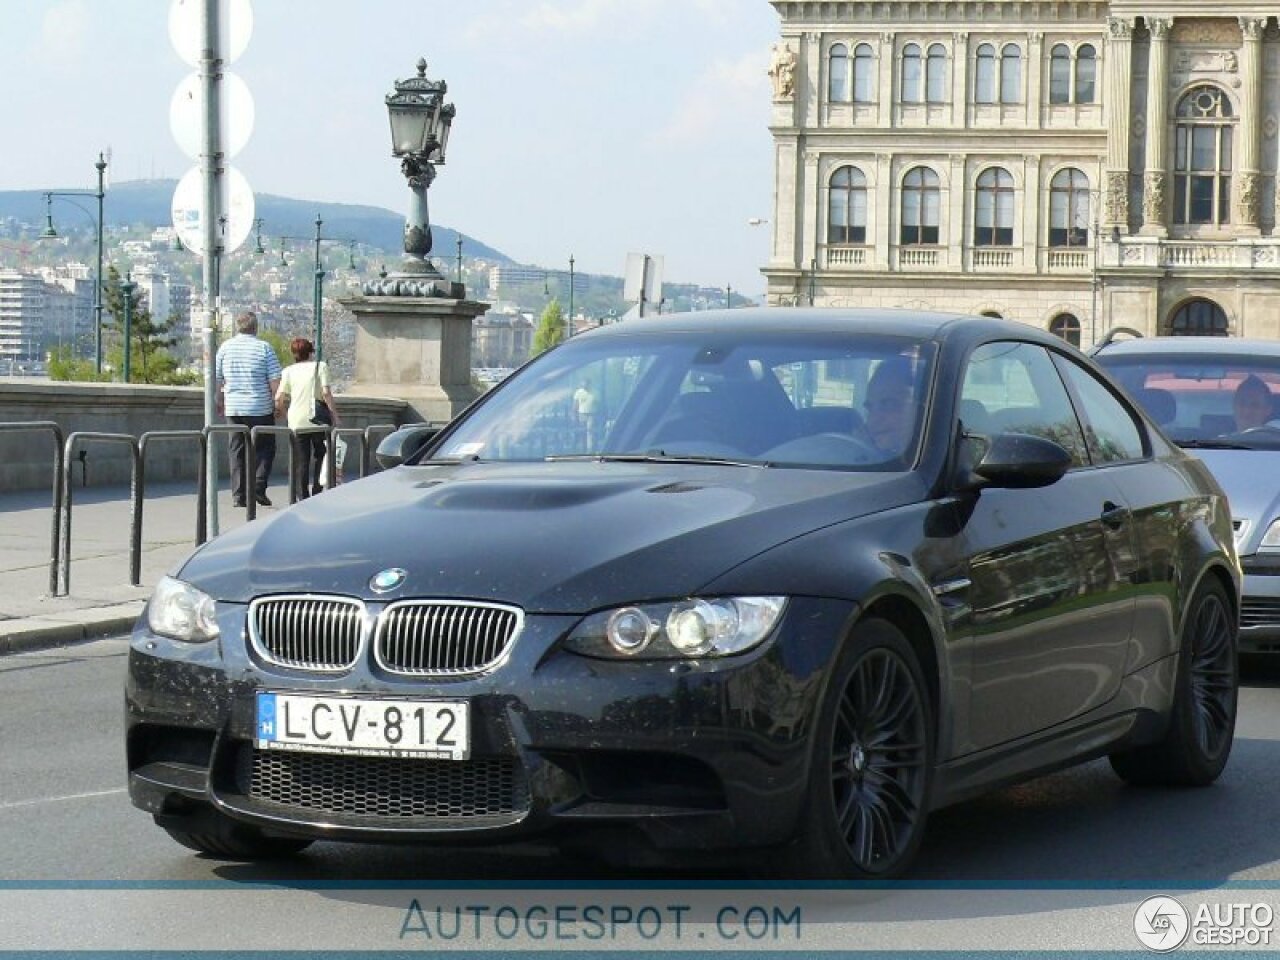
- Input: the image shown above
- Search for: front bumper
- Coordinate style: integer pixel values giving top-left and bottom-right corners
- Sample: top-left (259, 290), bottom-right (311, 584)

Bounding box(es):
top-left (1239, 556), bottom-right (1280, 650)
top-left (126, 597), bottom-right (852, 852)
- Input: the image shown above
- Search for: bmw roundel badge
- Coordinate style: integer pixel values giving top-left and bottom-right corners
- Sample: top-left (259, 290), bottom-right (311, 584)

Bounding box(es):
top-left (369, 568), bottom-right (407, 594)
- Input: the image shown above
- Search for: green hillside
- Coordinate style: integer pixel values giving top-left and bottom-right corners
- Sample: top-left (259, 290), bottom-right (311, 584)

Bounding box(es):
top-left (0, 179), bottom-right (511, 264)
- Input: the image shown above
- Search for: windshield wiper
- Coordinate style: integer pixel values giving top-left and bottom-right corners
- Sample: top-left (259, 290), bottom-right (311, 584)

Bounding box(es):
top-left (544, 452), bottom-right (766, 468)
top-left (1176, 439), bottom-right (1255, 451)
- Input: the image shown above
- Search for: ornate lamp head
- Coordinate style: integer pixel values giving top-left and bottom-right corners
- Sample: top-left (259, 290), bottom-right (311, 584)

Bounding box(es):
top-left (386, 58), bottom-right (456, 164)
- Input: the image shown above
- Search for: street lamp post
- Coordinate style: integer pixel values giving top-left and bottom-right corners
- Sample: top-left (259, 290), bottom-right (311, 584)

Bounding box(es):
top-left (268, 217), bottom-right (356, 360)
top-left (121, 271), bottom-right (136, 383)
top-left (38, 152), bottom-right (108, 371)
top-left (365, 58), bottom-right (459, 298)
top-left (568, 255), bottom-right (575, 337)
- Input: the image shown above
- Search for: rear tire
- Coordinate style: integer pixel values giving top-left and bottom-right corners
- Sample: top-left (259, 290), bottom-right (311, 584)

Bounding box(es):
top-left (781, 618), bottom-right (935, 879)
top-left (162, 817), bottom-right (314, 860)
top-left (1110, 578), bottom-right (1237, 787)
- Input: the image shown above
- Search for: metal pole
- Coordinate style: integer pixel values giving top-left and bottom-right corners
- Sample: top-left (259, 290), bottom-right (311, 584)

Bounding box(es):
top-left (121, 272), bottom-right (135, 382)
top-left (314, 215), bottom-right (324, 360)
top-left (94, 153), bottom-right (106, 373)
top-left (568, 255), bottom-right (575, 336)
top-left (1091, 202), bottom-right (1101, 348)
top-left (455, 235), bottom-right (463, 284)
top-left (201, 0), bottom-right (222, 538)
top-left (726, 284), bottom-right (732, 310)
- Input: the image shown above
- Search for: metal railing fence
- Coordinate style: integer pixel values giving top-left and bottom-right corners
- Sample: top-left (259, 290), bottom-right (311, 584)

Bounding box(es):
top-left (1, 420), bottom-right (400, 596)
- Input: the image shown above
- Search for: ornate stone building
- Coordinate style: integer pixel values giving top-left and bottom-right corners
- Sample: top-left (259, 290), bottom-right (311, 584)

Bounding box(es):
top-left (764, 1), bottom-right (1280, 346)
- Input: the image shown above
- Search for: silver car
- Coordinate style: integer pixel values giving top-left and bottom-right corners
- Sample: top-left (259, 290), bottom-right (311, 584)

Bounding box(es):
top-left (1095, 334), bottom-right (1280, 651)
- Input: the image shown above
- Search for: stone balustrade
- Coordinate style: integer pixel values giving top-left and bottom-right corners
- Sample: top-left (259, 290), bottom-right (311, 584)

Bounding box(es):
top-left (0, 381), bottom-right (408, 493)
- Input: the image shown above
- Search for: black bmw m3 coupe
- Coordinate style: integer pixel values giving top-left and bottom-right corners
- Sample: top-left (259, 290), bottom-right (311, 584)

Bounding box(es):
top-left (127, 309), bottom-right (1240, 877)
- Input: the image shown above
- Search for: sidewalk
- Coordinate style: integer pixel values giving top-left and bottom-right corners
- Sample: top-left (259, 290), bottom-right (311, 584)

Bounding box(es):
top-left (0, 480), bottom-right (276, 653)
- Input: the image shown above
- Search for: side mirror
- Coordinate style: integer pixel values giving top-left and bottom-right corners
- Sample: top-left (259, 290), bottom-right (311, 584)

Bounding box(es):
top-left (375, 425), bottom-right (441, 470)
top-left (968, 432), bottom-right (1072, 490)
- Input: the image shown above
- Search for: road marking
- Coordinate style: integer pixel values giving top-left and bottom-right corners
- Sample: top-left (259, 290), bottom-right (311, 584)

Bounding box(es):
top-left (0, 788), bottom-right (126, 811)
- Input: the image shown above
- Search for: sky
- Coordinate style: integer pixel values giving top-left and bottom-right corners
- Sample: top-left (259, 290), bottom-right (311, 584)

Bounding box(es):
top-left (2, 0), bottom-right (782, 296)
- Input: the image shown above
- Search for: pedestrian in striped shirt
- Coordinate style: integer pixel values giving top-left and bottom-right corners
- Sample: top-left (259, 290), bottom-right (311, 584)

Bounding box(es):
top-left (215, 311), bottom-right (282, 508)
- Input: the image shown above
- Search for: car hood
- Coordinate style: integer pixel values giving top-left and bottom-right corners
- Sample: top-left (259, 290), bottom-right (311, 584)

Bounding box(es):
top-left (1188, 448), bottom-right (1280, 551)
top-left (180, 461), bottom-right (922, 612)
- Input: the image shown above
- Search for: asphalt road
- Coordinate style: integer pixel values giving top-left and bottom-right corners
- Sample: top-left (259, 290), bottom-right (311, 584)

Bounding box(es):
top-left (3, 635), bottom-right (1280, 885)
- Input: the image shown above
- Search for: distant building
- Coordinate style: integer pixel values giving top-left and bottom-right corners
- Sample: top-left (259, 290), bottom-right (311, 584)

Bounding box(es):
top-left (766, 2), bottom-right (1280, 345)
top-left (488, 264), bottom-right (583, 297)
top-left (36, 266), bottom-right (94, 353)
top-left (473, 309), bottom-right (534, 367)
top-left (0, 269), bottom-right (45, 362)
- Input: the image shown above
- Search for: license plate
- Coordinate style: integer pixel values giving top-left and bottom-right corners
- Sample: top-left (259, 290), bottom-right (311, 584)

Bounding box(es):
top-left (255, 693), bottom-right (469, 760)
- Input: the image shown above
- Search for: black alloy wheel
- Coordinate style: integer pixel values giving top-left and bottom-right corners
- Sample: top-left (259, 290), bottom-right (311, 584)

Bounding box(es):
top-left (1110, 578), bottom-right (1238, 786)
top-left (1188, 587), bottom-right (1236, 759)
top-left (787, 618), bottom-right (934, 878)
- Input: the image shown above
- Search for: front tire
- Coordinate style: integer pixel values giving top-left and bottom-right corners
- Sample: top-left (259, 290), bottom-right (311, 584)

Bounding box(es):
top-left (783, 618), bottom-right (935, 878)
top-left (1110, 578), bottom-right (1237, 787)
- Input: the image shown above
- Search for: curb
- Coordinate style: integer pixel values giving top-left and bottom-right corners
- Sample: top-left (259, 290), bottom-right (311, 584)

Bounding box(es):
top-left (0, 606), bottom-right (142, 656)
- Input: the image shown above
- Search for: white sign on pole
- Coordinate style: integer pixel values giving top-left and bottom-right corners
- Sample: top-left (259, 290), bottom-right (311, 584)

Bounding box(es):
top-left (624, 253), bottom-right (665, 305)
top-left (172, 165), bottom-right (256, 256)
top-left (170, 71), bottom-right (254, 159)
top-left (169, 0), bottom-right (253, 66)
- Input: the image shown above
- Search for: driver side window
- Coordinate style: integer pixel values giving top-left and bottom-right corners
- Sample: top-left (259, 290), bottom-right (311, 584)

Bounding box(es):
top-left (960, 342), bottom-right (1089, 467)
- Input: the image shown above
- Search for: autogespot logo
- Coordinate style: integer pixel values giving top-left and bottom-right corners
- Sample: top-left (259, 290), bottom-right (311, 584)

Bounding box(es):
top-left (1134, 896), bottom-right (1190, 952)
top-left (369, 568), bottom-right (408, 594)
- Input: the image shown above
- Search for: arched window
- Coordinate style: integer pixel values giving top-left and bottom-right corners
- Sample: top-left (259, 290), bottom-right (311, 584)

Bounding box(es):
top-left (853, 43), bottom-right (875, 102)
top-left (975, 168), bottom-right (1015, 247)
top-left (902, 43), bottom-right (923, 103)
top-left (1169, 299), bottom-right (1229, 336)
top-left (1174, 86), bottom-right (1234, 226)
top-left (926, 44), bottom-right (947, 103)
top-left (828, 166), bottom-right (868, 244)
top-left (901, 167), bottom-right (941, 245)
top-left (1049, 313), bottom-right (1082, 347)
top-left (828, 43), bottom-right (850, 102)
top-left (1049, 168), bottom-right (1091, 247)
top-left (975, 44), bottom-right (996, 103)
top-left (1075, 45), bottom-right (1096, 103)
top-left (1049, 44), bottom-right (1072, 104)
top-left (1000, 44), bottom-right (1022, 104)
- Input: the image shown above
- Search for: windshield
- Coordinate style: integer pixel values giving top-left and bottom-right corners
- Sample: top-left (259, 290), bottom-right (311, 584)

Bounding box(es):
top-left (431, 330), bottom-right (936, 470)
top-left (1095, 352), bottom-right (1280, 450)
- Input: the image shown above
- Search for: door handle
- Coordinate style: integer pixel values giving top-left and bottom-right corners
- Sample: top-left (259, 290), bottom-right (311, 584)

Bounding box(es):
top-left (1101, 501), bottom-right (1129, 530)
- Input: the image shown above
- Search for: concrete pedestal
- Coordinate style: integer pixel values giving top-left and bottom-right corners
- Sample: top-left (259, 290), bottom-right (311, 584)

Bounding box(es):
top-left (338, 295), bottom-right (489, 424)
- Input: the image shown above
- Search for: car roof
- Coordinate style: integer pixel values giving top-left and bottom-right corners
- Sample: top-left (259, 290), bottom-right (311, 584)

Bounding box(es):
top-left (573, 307), bottom-right (1064, 348)
top-left (1095, 336), bottom-right (1280, 359)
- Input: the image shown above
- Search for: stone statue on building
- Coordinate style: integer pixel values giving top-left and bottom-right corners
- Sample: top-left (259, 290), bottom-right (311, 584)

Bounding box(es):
top-left (769, 42), bottom-right (797, 100)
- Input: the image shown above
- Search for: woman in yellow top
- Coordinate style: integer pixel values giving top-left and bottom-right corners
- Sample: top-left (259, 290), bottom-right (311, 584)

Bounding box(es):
top-left (274, 337), bottom-right (341, 499)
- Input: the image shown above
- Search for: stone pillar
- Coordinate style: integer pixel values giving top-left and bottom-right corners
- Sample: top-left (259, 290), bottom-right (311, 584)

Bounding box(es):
top-left (952, 32), bottom-right (969, 128)
top-left (1103, 16), bottom-right (1134, 230)
top-left (1238, 17), bottom-right (1265, 233)
top-left (1140, 18), bottom-right (1171, 236)
top-left (948, 154), bottom-right (967, 268)
top-left (1026, 31), bottom-right (1044, 128)
top-left (877, 32), bottom-right (895, 128)
top-left (338, 295), bottom-right (489, 423)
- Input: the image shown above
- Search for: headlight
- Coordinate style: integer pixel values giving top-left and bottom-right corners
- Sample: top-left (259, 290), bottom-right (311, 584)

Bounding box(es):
top-left (565, 597), bottom-right (787, 659)
top-left (146, 576), bottom-right (220, 642)
top-left (1259, 519), bottom-right (1280, 553)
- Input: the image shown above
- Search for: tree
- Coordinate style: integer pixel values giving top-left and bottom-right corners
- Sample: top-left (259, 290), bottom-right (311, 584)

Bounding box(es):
top-left (532, 298), bottom-right (566, 355)
top-left (258, 329), bottom-right (294, 369)
top-left (101, 267), bottom-right (196, 384)
top-left (47, 345), bottom-right (109, 382)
